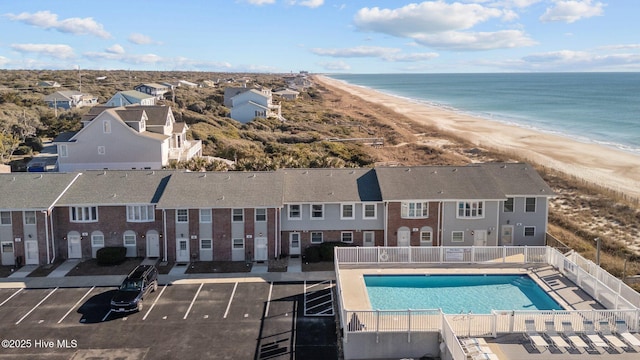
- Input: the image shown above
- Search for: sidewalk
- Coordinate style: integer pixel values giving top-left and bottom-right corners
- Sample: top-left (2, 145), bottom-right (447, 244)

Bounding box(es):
top-left (0, 256), bottom-right (334, 289)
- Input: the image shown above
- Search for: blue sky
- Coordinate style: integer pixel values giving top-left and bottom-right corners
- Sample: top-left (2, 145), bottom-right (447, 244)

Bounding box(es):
top-left (1, 0), bottom-right (638, 73)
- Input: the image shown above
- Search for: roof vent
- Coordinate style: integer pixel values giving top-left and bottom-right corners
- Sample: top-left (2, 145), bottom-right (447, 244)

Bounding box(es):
top-left (39, 174), bottom-right (43, 179)
top-left (201, 173), bottom-right (206, 178)
top-left (12, 177), bottom-right (15, 181)
top-left (405, 168), bottom-right (411, 172)
top-left (102, 171), bottom-right (106, 176)
top-left (303, 170), bottom-right (308, 174)
top-left (439, 190), bottom-right (444, 194)
top-left (452, 168), bottom-right (457, 172)
top-left (250, 174), bottom-right (256, 178)
top-left (112, 193), bottom-right (117, 198)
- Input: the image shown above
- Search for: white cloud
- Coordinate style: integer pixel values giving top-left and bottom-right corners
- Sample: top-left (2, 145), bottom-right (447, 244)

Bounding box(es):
top-left (288, 0), bottom-right (324, 8)
top-left (243, 0), bottom-right (276, 5)
top-left (5, 10), bottom-right (110, 38)
top-left (11, 43), bottom-right (75, 59)
top-left (598, 44), bottom-right (640, 51)
top-left (0, 56), bottom-right (9, 66)
top-left (318, 61), bottom-right (351, 71)
top-left (512, 49), bottom-right (640, 71)
top-left (106, 44), bottom-right (125, 54)
top-left (414, 29), bottom-right (536, 50)
top-left (312, 45), bottom-right (438, 62)
top-left (352, 1), bottom-right (531, 51)
top-left (540, 0), bottom-right (604, 23)
top-left (128, 33), bottom-right (161, 45)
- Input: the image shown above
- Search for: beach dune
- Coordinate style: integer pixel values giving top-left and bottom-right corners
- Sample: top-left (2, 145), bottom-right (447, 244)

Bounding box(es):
top-left (314, 75), bottom-right (640, 202)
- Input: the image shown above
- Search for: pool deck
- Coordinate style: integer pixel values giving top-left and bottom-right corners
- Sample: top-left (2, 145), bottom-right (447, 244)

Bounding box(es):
top-left (338, 263), bottom-right (640, 359)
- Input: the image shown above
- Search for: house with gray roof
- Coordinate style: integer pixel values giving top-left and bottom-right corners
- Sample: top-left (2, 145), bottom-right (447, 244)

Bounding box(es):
top-left (0, 173), bottom-right (81, 266)
top-left (280, 168), bottom-right (384, 256)
top-left (54, 105), bottom-right (202, 172)
top-left (134, 83), bottom-right (170, 100)
top-left (43, 90), bottom-right (98, 110)
top-left (106, 90), bottom-right (156, 107)
top-left (156, 171), bottom-right (284, 262)
top-left (54, 170), bottom-right (171, 259)
top-left (225, 87), bottom-right (283, 123)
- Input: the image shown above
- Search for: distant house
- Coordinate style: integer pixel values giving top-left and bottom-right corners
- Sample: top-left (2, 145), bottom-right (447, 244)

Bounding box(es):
top-left (43, 91), bottom-right (98, 110)
top-left (227, 88), bottom-right (282, 123)
top-left (273, 88), bottom-right (300, 100)
top-left (223, 87), bottom-right (250, 107)
top-left (37, 81), bottom-right (61, 88)
top-left (200, 80), bottom-right (217, 88)
top-left (53, 105), bottom-right (202, 172)
top-left (106, 90), bottom-right (156, 107)
top-left (178, 80), bottom-right (198, 88)
top-left (134, 83), bottom-right (170, 100)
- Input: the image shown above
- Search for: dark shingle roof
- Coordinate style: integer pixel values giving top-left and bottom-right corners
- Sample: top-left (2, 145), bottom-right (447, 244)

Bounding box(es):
top-left (156, 171), bottom-right (284, 209)
top-left (481, 163), bottom-right (555, 197)
top-left (57, 170), bottom-right (173, 206)
top-left (281, 168), bottom-right (381, 203)
top-left (0, 173), bottom-right (80, 210)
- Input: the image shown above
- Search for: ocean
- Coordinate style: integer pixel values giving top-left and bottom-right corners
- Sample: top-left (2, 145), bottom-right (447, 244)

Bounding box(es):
top-left (327, 73), bottom-right (640, 155)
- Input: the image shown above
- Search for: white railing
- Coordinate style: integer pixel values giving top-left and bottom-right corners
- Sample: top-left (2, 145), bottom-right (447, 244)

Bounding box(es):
top-left (336, 246), bottom-right (549, 265)
top-left (337, 246), bottom-right (640, 342)
top-left (442, 315), bottom-right (467, 360)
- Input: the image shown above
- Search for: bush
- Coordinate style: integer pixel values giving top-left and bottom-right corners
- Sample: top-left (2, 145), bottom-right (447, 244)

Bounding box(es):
top-left (319, 241), bottom-right (352, 261)
top-left (304, 246), bottom-right (321, 263)
top-left (96, 247), bottom-right (127, 266)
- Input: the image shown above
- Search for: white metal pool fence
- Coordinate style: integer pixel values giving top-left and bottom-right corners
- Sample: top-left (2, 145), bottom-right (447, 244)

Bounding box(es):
top-left (335, 245), bottom-right (640, 344)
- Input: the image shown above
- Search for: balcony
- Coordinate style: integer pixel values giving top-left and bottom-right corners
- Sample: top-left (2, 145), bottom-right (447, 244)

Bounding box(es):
top-left (168, 140), bottom-right (202, 162)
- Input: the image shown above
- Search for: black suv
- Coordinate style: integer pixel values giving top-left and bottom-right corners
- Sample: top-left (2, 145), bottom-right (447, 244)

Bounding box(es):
top-left (110, 265), bottom-right (158, 313)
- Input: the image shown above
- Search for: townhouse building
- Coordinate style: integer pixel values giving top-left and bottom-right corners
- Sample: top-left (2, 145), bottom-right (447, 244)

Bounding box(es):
top-left (0, 163), bottom-right (554, 266)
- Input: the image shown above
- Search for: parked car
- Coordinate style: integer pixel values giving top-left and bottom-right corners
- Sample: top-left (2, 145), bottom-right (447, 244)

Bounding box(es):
top-left (110, 265), bottom-right (158, 313)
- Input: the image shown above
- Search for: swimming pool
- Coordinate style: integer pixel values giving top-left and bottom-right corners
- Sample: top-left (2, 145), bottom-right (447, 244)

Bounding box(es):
top-left (364, 274), bottom-right (563, 314)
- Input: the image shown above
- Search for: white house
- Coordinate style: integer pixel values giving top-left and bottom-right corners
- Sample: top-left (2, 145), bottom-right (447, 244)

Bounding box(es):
top-left (44, 91), bottom-right (98, 110)
top-left (54, 105), bottom-right (202, 172)
top-left (134, 83), bottom-right (170, 100)
top-left (229, 88), bottom-right (282, 123)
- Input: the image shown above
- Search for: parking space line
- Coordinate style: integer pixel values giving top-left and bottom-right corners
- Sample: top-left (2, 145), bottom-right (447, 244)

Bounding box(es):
top-left (15, 288), bottom-right (58, 325)
top-left (265, 282), bottom-right (273, 317)
top-left (223, 282), bottom-right (238, 319)
top-left (58, 286), bottom-right (95, 324)
top-left (142, 284), bottom-right (168, 321)
top-left (0, 288), bottom-right (23, 307)
top-left (101, 309), bottom-right (112, 322)
top-left (183, 283), bottom-right (203, 320)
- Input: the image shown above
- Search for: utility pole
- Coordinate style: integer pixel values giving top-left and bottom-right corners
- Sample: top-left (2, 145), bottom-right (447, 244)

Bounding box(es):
top-left (595, 237), bottom-right (601, 266)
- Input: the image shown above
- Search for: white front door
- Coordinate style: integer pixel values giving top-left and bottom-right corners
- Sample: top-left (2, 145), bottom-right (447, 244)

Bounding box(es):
top-left (231, 238), bottom-right (245, 261)
top-left (25, 240), bottom-right (39, 265)
top-left (397, 229), bottom-right (410, 247)
top-left (176, 238), bottom-right (190, 262)
top-left (501, 225), bottom-right (514, 246)
top-left (1, 242), bottom-right (14, 265)
top-left (200, 239), bottom-right (213, 261)
top-left (363, 231), bottom-right (375, 247)
top-left (473, 230), bottom-right (487, 246)
top-left (146, 233), bottom-right (160, 258)
top-left (254, 237), bottom-right (268, 261)
top-left (68, 234), bottom-right (82, 259)
top-left (289, 233), bottom-right (301, 256)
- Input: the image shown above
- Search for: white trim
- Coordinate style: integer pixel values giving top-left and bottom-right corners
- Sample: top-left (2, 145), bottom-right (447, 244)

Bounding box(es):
top-left (70, 206), bottom-right (98, 223)
top-left (255, 208), bottom-right (267, 222)
top-left (363, 203), bottom-right (377, 220)
top-left (456, 201), bottom-right (485, 219)
top-left (310, 204), bottom-right (324, 220)
top-left (199, 209), bottom-right (212, 223)
top-left (401, 201), bottom-right (429, 219)
top-left (288, 204), bottom-right (301, 220)
top-left (340, 203), bottom-right (355, 220)
top-left (341, 231), bottom-right (353, 243)
top-left (524, 226), bottom-right (536, 237)
top-left (176, 209), bottom-right (188, 223)
top-left (0, 211), bottom-right (12, 226)
top-left (23, 211), bottom-right (36, 225)
top-left (232, 208), bottom-right (244, 223)
top-left (451, 231), bottom-right (464, 243)
top-left (525, 197), bottom-right (537, 212)
top-left (310, 231), bottom-right (323, 244)
top-left (127, 205), bottom-right (155, 222)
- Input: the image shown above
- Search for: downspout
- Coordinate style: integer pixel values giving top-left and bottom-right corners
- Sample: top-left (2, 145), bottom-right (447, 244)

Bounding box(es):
top-left (383, 202), bottom-right (388, 247)
top-left (49, 210), bottom-right (56, 263)
top-left (163, 209), bottom-right (168, 262)
top-left (42, 210), bottom-right (50, 264)
top-left (437, 202), bottom-right (442, 246)
top-left (275, 207), bottom-right (280, 258)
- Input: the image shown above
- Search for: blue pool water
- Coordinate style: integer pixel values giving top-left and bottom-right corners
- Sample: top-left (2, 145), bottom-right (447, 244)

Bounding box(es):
top-left (364, 275), bottom-right (563, 314)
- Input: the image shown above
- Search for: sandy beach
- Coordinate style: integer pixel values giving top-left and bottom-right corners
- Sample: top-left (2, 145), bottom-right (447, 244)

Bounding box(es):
top-left (314, 75), bottom-right (640, 201)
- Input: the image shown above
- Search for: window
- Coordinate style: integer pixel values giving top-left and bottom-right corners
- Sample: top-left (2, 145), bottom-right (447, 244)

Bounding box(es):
top-left (341, 204), bottom-right (354, 220)
top-left (23, 211), bottom-right (36, 225)
top-left (123, 232), bottom-right (136, 246)
top-left (504, 198), bottom-right (514, 213)
top-left (71, 206), bottom-right (98, 222)
top-left (525, 198), bottom-right (536, 212)
top-left (200, 239), bottom-right (212, 250)
top-left (127, 205), bottom-right (154, 222)
top-left (311, 204), bottom-right (324, 219)
top-left (457, 201), bottom-right (484, 218)
top-left (232, 238), bottom-right (244, 249)
top-left (91, 233), bottom-right (105, 247)
top-left (524, 226), bottom-right (536, 237)
top-left (288, 204), bottom-right (301, 220)
top-left (199, 209), bottom-right (212, 223)
top-left (103, 120), bottom-right (111, 133)
top-left (255, 208), bottom-right (266, 222)
top-left (0, 211), bottom-right (11, 225)
top-left (176, 209), bottom-right (188, 223)
top-left (401, 202), bottom-right (429, 218)
top-left (232, 209), bottom-right (244, 222)
top-left (341, 232), bottom-right (353, 243)
top-left (451, 231), bottom-right (464, 243)
top-left (98, 146), bottom-right (105, 155)
top-left (420, 230), bottom-right (433, 245)
top-left (59, 144), bottom-right (68, 157)
top-left (363, 204), bottom-right (377, 219)
top-left (311, 232), bottom-right (323, 244)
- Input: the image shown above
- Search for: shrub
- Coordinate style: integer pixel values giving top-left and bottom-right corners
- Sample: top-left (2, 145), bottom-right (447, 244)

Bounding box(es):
top-left (96, 247), bottom-right (127, 266)
top-left (304, 246), bottom-right (321, 263)
top-left (319, 241), bottom-right (352, 261)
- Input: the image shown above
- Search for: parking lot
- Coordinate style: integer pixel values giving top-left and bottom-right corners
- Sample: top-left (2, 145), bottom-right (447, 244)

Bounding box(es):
top-left (0, 280), bottom-right (338, 359)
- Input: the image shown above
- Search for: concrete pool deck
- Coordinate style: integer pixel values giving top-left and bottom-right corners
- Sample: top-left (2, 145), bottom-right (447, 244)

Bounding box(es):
top-left (338, 263), bottom-right (604, 312)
